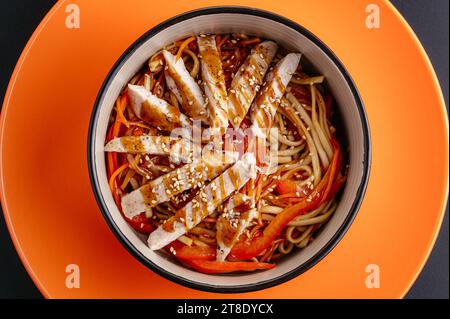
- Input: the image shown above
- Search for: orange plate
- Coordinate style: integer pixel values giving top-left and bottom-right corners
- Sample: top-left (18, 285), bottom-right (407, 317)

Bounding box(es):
top-left (0, 0), bottom-right (448, 298)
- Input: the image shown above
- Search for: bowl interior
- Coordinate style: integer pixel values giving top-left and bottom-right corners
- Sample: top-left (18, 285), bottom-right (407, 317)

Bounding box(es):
top-left (90, 11), bottom-right (368, 290)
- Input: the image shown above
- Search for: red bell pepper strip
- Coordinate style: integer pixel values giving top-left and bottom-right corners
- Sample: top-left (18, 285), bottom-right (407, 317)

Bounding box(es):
top-left (275, 180), bottom-right (301, 195)
top-left (161, 139), bottom-right (344, 263)
top-left (182, 259), bottom-right (275, 274)
top-left (228, 139), bottom-right (342, 260)
top-left (125, 212), bottom-right (154, 234)
top-left (163, 172), bottom-right (345, 262)
top-left (275, 173), bottom-right (344, 206)
top-left (166, 240), bottom-right (215, 261)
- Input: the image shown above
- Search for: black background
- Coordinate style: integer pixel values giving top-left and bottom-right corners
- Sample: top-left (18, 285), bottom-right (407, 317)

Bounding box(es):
top-left (0, 0), bottom-right (448, 298)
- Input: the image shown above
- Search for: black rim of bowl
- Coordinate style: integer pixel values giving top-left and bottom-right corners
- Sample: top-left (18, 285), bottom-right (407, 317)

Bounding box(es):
top-left (87, 6), bottom-right (371, 293)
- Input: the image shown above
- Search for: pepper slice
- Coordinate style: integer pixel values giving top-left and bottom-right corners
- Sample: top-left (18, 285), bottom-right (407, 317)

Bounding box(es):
top-left (166, 240), bottom-right (215, 261)
top-left (228, 139), bottom-right (342, 260)
top-left (162, 139), bottom-right (343, 264)
top-left (183, 259), bottom-right (275, 274)
top-left (164, 171), bottom-right (345, 263)
top-left (125, 213), bottom-right (154, 234)
top-left (275, 180), bottom-right (302, 195)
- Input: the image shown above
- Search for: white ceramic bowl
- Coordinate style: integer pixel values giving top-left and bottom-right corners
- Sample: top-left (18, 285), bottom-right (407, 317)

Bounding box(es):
top-left (88, 7), bottom-right (370, 293)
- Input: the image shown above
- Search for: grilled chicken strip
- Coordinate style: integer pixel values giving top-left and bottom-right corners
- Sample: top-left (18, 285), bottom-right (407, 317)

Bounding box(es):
top-left (162, 50), bottom-right (208, 122)
top-left (104, 135), bottom-right (190, 160)
top-left (165, 74), bottom-right (182, 103)
top-left (147, 153), bottom-right (257, 250)
top-left (104, 135), bottom-right (192, 164)
top-left (214, 53), bottom-right (301, 260)
top-left (216, 208), bottom-right (258, 261)
top-left (120, 152), bottom-right (238, 218)
top-left (197, 35), bottom-right (228, 133)
top-left (127, 84), bottom-right (191, 131)
top-left (250, 53), bottom-right (301, 137)
top-left (227, 41), bottom-right (278, 128)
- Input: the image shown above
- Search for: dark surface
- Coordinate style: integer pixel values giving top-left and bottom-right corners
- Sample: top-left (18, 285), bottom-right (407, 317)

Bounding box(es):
top-left (0, 0), bottom-right (448, 299)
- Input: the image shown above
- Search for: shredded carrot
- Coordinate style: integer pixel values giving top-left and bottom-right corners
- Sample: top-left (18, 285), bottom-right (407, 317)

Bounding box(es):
top-left (112, 118), bottom-right (121, 138)
top-left (112, 96), bottom-right (126, 137)
top-left (255, 175), bottom-right (264, 202)
top-left (116, 95), bottom-right (130, 127)
top-left (107, 152), bottom-right (118, 177)
top-left (108, 96), bottom-right (127, 178)
top-left (176, 36), bottom-right (195, 61)
top-left (128, 122), bottom-right (152, 130)
top-left (240, 37), bottom-right (261, 46)
top-left (109, 163), bottom-right (128, 192)
top-left (121, 168), bottom-right (135, 190)
top-left (217, 35), bottom-right (229, 49)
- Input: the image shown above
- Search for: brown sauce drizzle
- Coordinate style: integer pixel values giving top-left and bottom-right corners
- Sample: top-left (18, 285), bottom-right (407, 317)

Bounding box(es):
top-left (140, 100), bottom-right (181, 131)
top-left (192, 204), bottom-right (198, 226)
top-left (219, 173), bottom-right (227, 198)
top-left (121, 136), bottom-right (146, 153)
top-left (162, 217), bottom-right (176, 232)
top-left (217, 218), bottom-right (236, 247)
top-left (167, 64), bottom-right (207, 121)
top-left (140, 184), bottom-right (156, 204)
top-left (228, 168), bottom-right (242, 190)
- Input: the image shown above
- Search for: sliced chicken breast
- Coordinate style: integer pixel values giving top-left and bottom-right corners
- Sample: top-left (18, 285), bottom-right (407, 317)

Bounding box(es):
top-left (105, 135), bottom-right (180, 153)
top-left (215, 186), bottom-right (257, 261)
top-left (216, 208), bottom-right (258, 261)
top-left (250, 53), bottom-right (301, 138)
top-left (215, 52), bottom-right (301, 259)
top-left (227, 41), bottom-right (278, 128)
top-left (165, 74), bottom-right (182, 103)
top-left (148, 153), bottom-right (257, 250)
top-left (162, 50), bottom-right (208, 122)
top-left (104, 135), bottom-right (192, 164)
top-left (222, 192), bottom-right (248, 211)
top-left (120, 151), bottom-right (238, 218)
top-left (127, 84), bottom-right (190, 131)
top-left (197, 35), bottom-right (228, 133)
